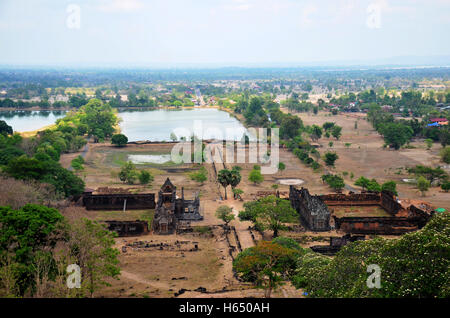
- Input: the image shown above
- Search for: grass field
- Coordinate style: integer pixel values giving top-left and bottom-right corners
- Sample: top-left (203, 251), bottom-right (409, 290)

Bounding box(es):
top-left (91, 209), bottom-right (155, 223)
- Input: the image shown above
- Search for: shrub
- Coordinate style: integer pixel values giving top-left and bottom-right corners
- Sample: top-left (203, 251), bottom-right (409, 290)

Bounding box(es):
top-left (138, 170), bottom-right (154, 185)
top-left (440, 147), bottom-right (450, 164)
top-left (381, 181), bottom-right (398, 196)
top-left (324, 152), bottom-right (339, 167)
top-left (442, 181), bottom-right (450, 192)
top-left (111, 134), bottom-right (128, 147)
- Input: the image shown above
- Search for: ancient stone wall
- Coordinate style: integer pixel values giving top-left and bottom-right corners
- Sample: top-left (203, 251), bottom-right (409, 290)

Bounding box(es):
top-left (380, 191), bottom-right (402, 215)
top-left (310, 234), bottom-right (365, 255)
top-left (83, 193), bottom-right (156, 210)
top-left (408, 205), bottom-right (433, 228)
top-left (105, 221), bottom-right (149, 237)
top-left (321, 193), bottom-right (380, 206)
top-left (290, 186), bottom-right (331, 232)
top-left (333, 216), bottom-right (419, 235)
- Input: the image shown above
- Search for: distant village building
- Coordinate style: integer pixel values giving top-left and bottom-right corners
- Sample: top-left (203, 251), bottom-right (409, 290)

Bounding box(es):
top-left (49, 95), bottom-right (69, 104)
top-left (428, 118), bottom-right (449, 127)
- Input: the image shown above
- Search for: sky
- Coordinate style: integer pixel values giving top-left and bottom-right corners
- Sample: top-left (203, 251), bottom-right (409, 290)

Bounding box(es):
top-left (0, 0), bottom-right (449, 67)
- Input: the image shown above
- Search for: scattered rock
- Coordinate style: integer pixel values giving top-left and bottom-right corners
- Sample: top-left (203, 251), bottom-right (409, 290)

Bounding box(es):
top-left (194, 287), bottom-right (207, 293)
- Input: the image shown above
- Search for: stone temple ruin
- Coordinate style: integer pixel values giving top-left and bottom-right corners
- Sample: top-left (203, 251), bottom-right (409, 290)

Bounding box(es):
top-left (289, 187), bottom-right (331, 232)
top-left (82, 188), bottom-right (156, 211)
top-left (289, 186), bottom-right (434, 235)
top-left (81, 178), bottom-right (202, 236)
top-left (152, 178), bottom-right (203, 235)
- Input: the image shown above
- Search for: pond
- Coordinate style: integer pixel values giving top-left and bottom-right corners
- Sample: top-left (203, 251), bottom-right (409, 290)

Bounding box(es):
top-left (0, 111), bottom-right (67, 132)
top-left (128, 154), bottom-right (172, 165)
top-left (118, 108), bottom-right (250, 142)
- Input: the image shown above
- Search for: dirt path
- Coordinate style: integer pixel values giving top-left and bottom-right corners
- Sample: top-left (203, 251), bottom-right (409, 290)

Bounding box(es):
top-left (229, 202), bottom-right (256, 250)
top-left (120, 270), bottom-right (171, 290)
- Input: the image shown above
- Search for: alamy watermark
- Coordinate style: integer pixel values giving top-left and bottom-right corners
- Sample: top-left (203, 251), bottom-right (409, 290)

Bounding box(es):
top-left (66, 4), bottom-right (81, 30)
top-left (170, 121), bottom-right (280, 175)
top-left (66, 264), bottom-right (81, 289)
top-left (366, 264), bottom-right (381, 289)
top-left (367, 2), bottom-right (382, 29)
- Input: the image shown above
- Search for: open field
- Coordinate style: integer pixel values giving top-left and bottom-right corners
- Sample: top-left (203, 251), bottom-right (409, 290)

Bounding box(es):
top-left (331, 205), bottom-right (390, 218)
top-left (283, 110), bottom-right (449, 209)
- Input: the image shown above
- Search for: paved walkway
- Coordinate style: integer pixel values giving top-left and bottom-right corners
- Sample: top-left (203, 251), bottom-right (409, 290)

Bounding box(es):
top-left (229, 204), bottom-right (255, 250)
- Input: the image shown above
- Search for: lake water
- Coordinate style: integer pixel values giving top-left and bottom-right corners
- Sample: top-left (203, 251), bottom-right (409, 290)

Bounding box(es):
top-left (0, 111), bottom-right (67, 132)
top-left (0, 108), bottom-right (249, 141)
top-left (118, 108), bottom-right (250, 142)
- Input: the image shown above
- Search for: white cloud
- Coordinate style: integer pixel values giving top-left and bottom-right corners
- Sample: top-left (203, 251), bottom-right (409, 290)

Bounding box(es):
top-left (97, 0), bottom-right (145, 13)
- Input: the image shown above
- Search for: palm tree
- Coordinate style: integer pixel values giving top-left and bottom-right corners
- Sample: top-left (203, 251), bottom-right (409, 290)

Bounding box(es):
top-left (218, 169), bottom-right (232, 200)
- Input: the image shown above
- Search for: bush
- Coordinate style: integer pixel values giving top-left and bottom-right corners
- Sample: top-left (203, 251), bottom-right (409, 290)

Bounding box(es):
top-left (111, 134), bottom-right (128, 147)
top-left (381, 181), bottom-right (398, 196)
top-left (138, 170), bottom-right (154, 185)
top-left (322, 174), bottom-right (345, 192)
top-left (249, 168), bottom-right (264, 185)
top-left (323, 152), bottom-right (339, 167)
top-left (71, 155), bottom-right (85, 171)
top-left (440, 147), bottom-right (450, 164)
top-left (118, 161), bottom-right (138, 184)
top-left (293, 213), bottom-right (450, 298)
top-left (441, 181), bottom-right (450, 192)
top-left (189, 167), bottom-right (208, 184)
top-left (417, 176), bottom-right (430, 196)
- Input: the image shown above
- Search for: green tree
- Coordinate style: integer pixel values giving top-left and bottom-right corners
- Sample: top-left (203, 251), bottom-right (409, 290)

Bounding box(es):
top-left (355, 176), bottom-right (370, 190)
top-left (278, 162), bottom-right (286, 175)
top-left (323, 122), bottom-right (335, 131)
top-left (218, 169), bottom-right (232, 200)
top-left (324, 152), bottom-right (339, 167)
top-left (249, 168), bottom-right (264, 185)
top-left (441, 181), bottom-right (450, 192)
top-left (425, 139), bottom-right (434, 150)
top-left (118, 161), bottom-right (138, 185)
top-left (68, 218), bottom-right (120, 297)
top-left (216, 206), bottom-right (235, 226)
top-left (5, 156), bottom-right (85, 197)
top-left (0, 204), bottom-right (63, 296)
top-left (230, 168), bottom-right (242, 198)
top-left (232, 188), bottom-right (244, 201)
top-left (331, 125), bottom-right (342, 140)
top-left (310, 125), bottom-right (323, 142)
top-left (440, 147), bottom-right (450, 164)
top-left (0, 120), bottom-right (13, 136)
top-left (367, 179), bottom-right (381, 193)
top-left (322, 174), bottom-right (345, 192)
top-left (138, 170), bottom-right (154, 185)
top-left (417, 176), bottom-right (430, 196)
top-left (381, 181), bottom-right (398, 196)
top-left (239, 195), bottom-right (297, 238)
top-left (111, 134), bottom-right (128, 147)
top-left (189, 167), bottom-right (208, 185)
top-left (233, 241), bottom-right (296, 298)
top-left (80, 99), bottom-right (117, 143)
top-left (71, 155), bottom-right (85, 171)
top-left (379, 123), bottom-right (413, 150)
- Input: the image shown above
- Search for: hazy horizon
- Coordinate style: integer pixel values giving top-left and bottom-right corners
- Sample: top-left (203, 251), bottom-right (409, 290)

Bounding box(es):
top-left (1, 0), bottom-right (449, 67)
